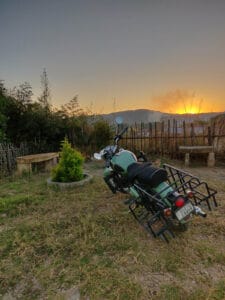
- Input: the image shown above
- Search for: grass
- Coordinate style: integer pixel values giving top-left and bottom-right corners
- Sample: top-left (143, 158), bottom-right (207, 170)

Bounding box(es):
top-left (0, 162), bottom-right (225, 299)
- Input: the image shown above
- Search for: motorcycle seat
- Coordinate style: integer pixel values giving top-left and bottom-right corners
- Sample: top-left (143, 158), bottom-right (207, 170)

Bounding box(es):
top-left (127, 162), bottom-right (168, 187)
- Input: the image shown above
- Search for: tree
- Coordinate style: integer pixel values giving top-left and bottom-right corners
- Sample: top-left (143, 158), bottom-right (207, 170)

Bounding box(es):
top-left (38, 68), bottom-right (51, 109)
top-left (92, 119), bottom-right (113, 148)
top-left (0, 80), bottom-right (7, 96)
top-left (51, 138), bottom-right (84, 182)
top-left (0, 93), bottom-right (8, 142)
top-left (16, 82), bottom-right (33, 105)
top-left (61, 95), bottom-right (82, 117)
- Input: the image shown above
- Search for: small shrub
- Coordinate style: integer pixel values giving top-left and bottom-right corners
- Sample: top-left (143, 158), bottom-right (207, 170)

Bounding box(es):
top-left (51, 138), bottom-right (84, 182)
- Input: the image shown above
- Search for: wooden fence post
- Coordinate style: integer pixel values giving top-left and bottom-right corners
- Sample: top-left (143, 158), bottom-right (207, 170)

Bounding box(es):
top-left (154, 122), bottom-right (157, 154)
top-left (167, 120), bottom-right (171, 154)
top-left (161, 121), bottom-right (164, 155)
top-left (175, 120), bottom-right (178, 154)
top-left (149, 123), bottom-right (152, 153)
top-left (208, 126), bottom-right (212, 146)
top-left (135, 123), bottom-right (138, 151)
top-left (140, 122), bottom-right (143, 150)
top-left (191, 123), bottom-right (195, 146)
top-left (183, 120), bottom-right (186, 145)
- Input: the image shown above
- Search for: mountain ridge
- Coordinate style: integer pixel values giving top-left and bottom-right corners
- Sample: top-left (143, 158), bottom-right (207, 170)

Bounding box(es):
top-left (101, 109), bottom-right (223, 124)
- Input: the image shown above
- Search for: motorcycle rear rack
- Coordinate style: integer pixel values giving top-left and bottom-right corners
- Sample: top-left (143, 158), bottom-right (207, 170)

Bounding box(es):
top-left (163, 164), bottom-right (218, 211)
top-left (128, 199), bottom-right (175, 242)
top-left (127, 164), bottom-right (217, 242)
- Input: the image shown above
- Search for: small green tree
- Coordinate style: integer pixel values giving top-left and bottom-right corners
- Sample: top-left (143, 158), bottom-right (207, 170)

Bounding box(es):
top-left (51, 138), bottom-right (84, 182)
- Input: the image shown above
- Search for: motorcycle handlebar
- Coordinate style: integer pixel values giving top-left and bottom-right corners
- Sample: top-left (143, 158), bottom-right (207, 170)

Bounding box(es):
top-left (119, 126), bottom-right (128, 137)
top-left (114, 126), bottom-right (128, 142)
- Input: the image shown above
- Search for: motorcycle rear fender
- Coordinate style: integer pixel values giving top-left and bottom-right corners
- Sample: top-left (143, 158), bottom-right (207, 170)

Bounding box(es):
top-left (152, 182), bottom-right (174, 207)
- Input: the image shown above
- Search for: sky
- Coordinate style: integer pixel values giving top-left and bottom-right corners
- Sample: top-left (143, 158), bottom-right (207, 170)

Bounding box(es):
top-left (0, 0), bottom-right (225, 114)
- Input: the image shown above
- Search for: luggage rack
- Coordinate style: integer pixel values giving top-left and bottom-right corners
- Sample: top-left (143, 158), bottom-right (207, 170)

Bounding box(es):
top-left (128, 200), bottom-right (175, 242)
top-left (127, 164), bottom-right (217, 242)
top-left (163, 164), bottom-right (218, 210)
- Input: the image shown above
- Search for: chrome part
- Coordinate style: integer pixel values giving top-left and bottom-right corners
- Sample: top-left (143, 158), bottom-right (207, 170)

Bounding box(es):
top-left (194, 206), bottom-right (207, 218)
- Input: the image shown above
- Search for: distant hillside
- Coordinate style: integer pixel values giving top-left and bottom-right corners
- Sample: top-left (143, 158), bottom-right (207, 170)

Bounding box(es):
top-left (102, 109), bottom-right (165, 124)
top-left (162, 112), bottom-right (223, 122)
top-left (102, 109), bottom-right (223, 124)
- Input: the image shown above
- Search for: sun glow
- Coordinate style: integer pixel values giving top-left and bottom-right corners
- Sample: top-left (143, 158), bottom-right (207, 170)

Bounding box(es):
top-left (152, 90), bottom-right (223, 115)
top-left (176, 105), bottom-right (201, 114)
top-left (173, 97), bottom-right (204, 114)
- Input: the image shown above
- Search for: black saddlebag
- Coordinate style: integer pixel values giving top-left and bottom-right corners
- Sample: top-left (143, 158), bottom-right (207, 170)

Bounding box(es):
top-left (127, 162), bottom-right (168, 187)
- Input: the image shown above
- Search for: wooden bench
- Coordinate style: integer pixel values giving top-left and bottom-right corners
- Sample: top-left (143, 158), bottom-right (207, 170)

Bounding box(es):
top-left (16, 153), bottom-right (59, 174)
top-left (179, 146), bottom-right (215, 167)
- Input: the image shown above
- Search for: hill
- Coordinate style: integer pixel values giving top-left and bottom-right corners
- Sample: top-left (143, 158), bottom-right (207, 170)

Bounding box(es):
top-left (102, 109), bottom-right (223, 124)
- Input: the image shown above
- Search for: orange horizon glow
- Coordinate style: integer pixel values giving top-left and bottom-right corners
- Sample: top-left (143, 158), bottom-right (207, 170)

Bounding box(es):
top-left (172, 101), bottom-right (222, 114)
top-left (174, 103), bottom-right (208, 114)
top-left (160, 104), bottom-right (221, 115)
top-left (171, 100), bottom-right (214, 114)
top-left (103, 99), bottom-right (224, 114)
top-left (150, 90), bottom-right (225, 115)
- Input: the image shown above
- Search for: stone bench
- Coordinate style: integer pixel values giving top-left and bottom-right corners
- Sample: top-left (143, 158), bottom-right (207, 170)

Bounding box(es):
top-left (179, 146), bottom-right (215, 167)
top-left (16, 152), bottom-right (59, 174)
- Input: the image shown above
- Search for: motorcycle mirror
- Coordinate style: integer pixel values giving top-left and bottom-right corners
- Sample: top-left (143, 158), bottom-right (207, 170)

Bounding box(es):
top-left (115, 116), bottom-right (123, 125)
top-left (94, 153), bottom-right (102, 160)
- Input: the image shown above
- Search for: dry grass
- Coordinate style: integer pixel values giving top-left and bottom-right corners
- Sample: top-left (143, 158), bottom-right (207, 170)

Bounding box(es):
top-left (0, 162), bottom-right (225, 299)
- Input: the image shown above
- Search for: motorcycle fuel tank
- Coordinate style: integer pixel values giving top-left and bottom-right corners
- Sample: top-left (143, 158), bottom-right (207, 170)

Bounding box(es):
top-left (111, 150), bottom-right (137, 173)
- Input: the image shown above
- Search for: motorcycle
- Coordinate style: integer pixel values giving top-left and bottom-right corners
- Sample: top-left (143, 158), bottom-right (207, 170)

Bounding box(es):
top-left (94, 118), bottom-right (218, 242)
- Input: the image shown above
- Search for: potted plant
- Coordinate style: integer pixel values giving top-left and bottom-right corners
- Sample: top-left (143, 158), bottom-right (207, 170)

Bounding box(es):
top-left (47, 138), bottom-right (92, 189)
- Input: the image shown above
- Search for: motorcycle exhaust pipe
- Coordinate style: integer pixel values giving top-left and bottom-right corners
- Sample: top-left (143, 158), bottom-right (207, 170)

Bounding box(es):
top-left (194, 206), bottom-right (207, 218)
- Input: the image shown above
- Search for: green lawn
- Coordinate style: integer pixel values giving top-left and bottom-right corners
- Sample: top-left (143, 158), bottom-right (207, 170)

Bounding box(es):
top-left (0, 164), bottom-right (225, 299)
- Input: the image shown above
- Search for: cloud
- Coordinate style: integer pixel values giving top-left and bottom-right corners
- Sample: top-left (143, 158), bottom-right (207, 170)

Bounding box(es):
top-left (151, 89), bottom-right (203, 114)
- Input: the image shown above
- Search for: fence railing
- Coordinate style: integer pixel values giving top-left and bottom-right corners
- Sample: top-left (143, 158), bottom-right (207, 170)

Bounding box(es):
top-left (119, 120), bottom-right (225, 157)
top-left (1, 119), bottom-right (225, 176)
top-left (0, 140), bottom-right (61, 176)
top-left (0, 143), bottom-right (29, 176)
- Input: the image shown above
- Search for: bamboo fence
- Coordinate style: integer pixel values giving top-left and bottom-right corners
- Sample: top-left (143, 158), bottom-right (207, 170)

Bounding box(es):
top-left (1, 119), bottom-right (225, 175)
top-left (120, 120), bottom-right (225, 157)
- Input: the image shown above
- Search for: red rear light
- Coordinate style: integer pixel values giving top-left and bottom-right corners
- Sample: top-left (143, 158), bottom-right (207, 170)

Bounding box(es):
top-left (164, 208), bottom-right (172, 217)
top-left (186, 189), bottom-right (194, 198)
top-left (175, 197), bottom-right (185, 208)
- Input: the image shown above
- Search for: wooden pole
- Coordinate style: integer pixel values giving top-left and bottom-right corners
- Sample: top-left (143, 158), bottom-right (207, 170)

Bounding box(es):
top-left (135, 123), bottom-right (138, 151)
top-left (149, 123), bottom-right (152, 154)
top-left (161, 121), bottom-right (164, 155)
top-left (167, 120), bottom-right (171, 155)
top-left (175, 120), bottom-right (178, 155)
top-left (183, 121), bottom-right (186, 146)
top-left (191, 123), bottom-right (194, 146)
top-left (208, 126), bottom-right (212, 146)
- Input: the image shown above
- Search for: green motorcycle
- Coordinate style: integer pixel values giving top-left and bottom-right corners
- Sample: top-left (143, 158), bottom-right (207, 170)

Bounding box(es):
top-left (94, 119), bottom-right (217, 242)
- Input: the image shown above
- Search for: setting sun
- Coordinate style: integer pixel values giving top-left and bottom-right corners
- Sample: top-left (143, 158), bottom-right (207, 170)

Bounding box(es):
top-left (151, 90), bottom-right (223, 115)
top-left (176, 105), bottom-right (201, 114)
top-left (174, 98), bottom-right (215, 114)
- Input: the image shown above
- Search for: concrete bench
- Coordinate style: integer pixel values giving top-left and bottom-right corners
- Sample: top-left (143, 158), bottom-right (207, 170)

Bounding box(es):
top-left (16, 152), bottom-right (59, 174)
top-left (179, 146), bottom-right (215, 167)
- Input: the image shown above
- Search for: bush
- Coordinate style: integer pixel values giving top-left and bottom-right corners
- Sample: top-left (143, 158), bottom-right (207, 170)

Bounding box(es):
top-left (92, 119), bottom-right (113, 149)
top-left (51, 138), bottom-right (84, 182)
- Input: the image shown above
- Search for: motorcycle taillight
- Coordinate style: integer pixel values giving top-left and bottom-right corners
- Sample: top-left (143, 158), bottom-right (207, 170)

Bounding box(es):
top-left (185, 189), bottom-right (194, 198)
top-left (164, 208), bottom-right (172, 217)
top-left (175, 197), bottom-right (185, 208)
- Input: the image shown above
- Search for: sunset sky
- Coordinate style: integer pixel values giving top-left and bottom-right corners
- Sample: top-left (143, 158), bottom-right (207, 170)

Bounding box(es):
top-left (1, 0), bottom-right (225, 114)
